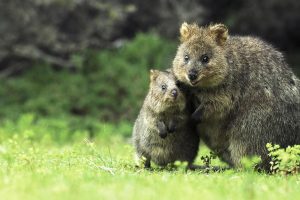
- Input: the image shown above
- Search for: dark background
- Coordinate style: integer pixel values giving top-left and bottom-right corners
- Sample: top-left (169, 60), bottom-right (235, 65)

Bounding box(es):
top-left (0, 0), bottom-right (299, 133)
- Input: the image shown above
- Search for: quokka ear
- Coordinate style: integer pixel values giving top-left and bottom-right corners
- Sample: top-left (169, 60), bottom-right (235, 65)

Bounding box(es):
top-left (150, 69), bottom-right (160, 82)
top-left (180, 22), bottom-right (199, 42)
top-left (209, 24), bottom-right (228, 46)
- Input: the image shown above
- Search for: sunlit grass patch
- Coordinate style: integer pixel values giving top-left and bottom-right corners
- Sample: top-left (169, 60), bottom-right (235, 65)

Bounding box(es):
top-left (0, 117), bottom-right (299, 200)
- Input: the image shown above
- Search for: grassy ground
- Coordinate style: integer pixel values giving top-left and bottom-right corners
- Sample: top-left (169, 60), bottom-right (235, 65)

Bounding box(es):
top-left (0, 117), bottom-right (300, 200)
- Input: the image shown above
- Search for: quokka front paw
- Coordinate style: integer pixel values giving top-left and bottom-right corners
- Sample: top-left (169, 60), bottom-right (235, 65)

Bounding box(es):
top-left (157, 121), bottom-right (168, 138)
top-left (167, 120), bottom-right (176, 133)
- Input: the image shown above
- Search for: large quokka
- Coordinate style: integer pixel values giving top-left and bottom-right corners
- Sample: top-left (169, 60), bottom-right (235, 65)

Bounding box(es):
top-left (132, 69), bottom-right (199, 169)
top-left (172, 22), bottom-right (300, 170)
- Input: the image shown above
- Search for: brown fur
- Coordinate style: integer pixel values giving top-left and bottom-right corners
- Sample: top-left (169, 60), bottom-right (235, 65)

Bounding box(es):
top-left (132, 69), bottom-right (199, 168)
top-left (172, 22), bottom-right (300, 170)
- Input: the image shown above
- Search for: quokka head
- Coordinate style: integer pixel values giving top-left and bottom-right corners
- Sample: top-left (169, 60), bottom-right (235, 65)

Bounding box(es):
top-left (173, 22), bottom-right (230, 88)
top-left (148, 69), bottom-right (186, 113)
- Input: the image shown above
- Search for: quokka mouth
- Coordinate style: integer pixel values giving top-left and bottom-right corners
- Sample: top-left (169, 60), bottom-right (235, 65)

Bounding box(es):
top-left (190, 74), bottom-right (206, 86)
top-left (164, 100), bottom-right (179, 106)
top-left (163, 101), bottom-right (181, 108)
top-left (190, 80), bottom-right (200, 86)
top-left (163, 100), bottom-right (185, 111)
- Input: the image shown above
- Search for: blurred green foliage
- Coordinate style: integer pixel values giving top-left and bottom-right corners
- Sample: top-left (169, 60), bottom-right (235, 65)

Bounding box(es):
top-left (0, 114), bottom-right (132, 143)
top-left (0, 33), bottom-right (177, 123)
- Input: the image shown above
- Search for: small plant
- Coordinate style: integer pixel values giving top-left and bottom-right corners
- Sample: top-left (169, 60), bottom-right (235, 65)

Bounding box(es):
top-left (266, 143), bottom-right (300, 175)
top-left (200, 152), bottom-right (230, 173)
top-left (201, 151), bottom-right (217, 168)
top-left (241, 156), bottom-right (262, 171)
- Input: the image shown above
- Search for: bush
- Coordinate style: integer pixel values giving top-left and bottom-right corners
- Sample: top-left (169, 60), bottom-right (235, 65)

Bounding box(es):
top-left (267, 143), bottom-right (300, 175)
top-left (0, 113), bottom-right (133, 143)
top-left (0, 33), bottom-right (177, 122)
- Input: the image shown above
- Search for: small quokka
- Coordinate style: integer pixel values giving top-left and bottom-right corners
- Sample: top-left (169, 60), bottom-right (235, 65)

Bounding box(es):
top-left (132, 69), bottom-right (199, 169)
top-left (172, 22), bottom-right (300, 170)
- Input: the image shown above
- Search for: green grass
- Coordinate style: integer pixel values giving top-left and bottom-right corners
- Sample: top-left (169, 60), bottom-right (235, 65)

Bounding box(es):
top-left (0, 117), bottom-right (300, 200)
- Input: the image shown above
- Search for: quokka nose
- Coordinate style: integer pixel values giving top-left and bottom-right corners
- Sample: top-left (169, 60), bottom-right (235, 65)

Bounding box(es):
top-left (171, 89), bottom-right (178, 98)
top-left (188, 72), bottom-right (198, 81)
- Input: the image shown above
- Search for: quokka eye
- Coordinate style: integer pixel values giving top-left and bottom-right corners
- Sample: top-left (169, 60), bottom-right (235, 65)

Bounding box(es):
top-left (201, 54), bottom-right (209, 64)
top-left (184, 54), bottom-right (189, 63)
top-left (161, 84), bottom-right (167, 91)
